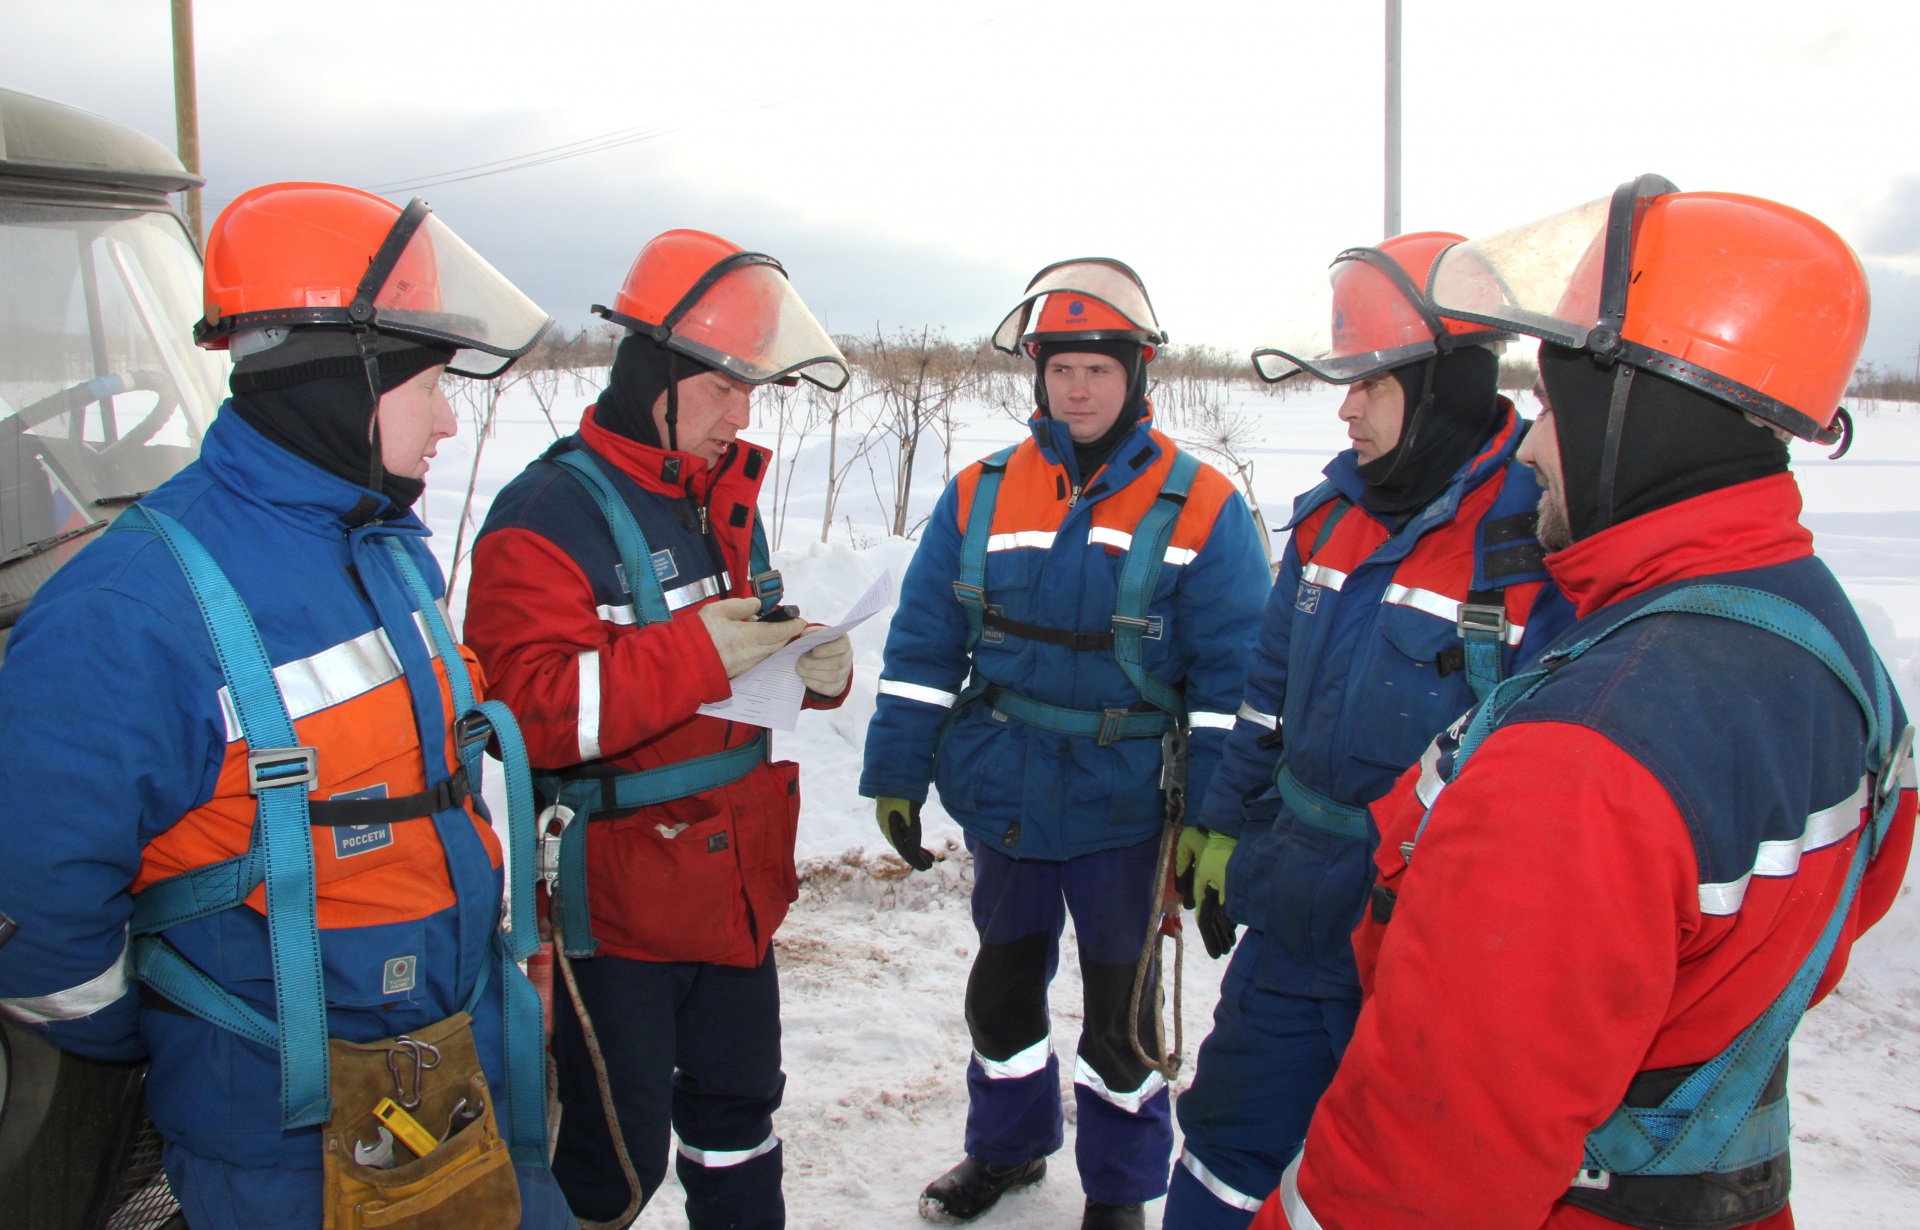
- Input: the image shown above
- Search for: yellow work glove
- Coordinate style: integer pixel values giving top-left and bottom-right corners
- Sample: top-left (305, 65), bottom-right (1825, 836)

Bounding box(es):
top-left (873, 797), bottom-right (935, 871)
top-left (1174, 825), bottom-right (1211, 910)
top-left (1194, 832), bottom-right (1239, 959)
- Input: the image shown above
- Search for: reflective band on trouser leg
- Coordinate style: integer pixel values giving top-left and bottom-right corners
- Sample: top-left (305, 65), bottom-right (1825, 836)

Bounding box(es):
top-left (1074, 1056), bottom-right (1166, 1115)
top-left (975, 1037), bottom-right (1052, 1081)
top-left (877, 678), bottom-right (959, 708)
top-left (576, 650), bottom-right (602, 762)
top-left (1278, 1154), bottom-right (1325, 1229)
top-left (0, 938), bottom-right (129, 1024)
top-left (1180, 1148), bottom-right (1266, 1213)
top-left (677, 1132), bottom-right (780, 1168)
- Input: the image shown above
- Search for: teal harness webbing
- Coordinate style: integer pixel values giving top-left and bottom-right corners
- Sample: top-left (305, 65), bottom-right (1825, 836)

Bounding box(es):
top-left (947, 445), bottom-right (1199, 739)
top-left (117, 508), bottom-right (549, 1161)
top-left (1415, 582), bottom-right (1911, 1181)
top-left (542, 446), bottom-right (777, 957)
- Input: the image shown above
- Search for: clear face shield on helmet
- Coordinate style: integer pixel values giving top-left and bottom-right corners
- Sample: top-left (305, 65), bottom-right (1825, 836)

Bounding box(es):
top-left (368, 209), bottom-right (554, 378)
top-left (1252, 249), bottom-right (1451, 384)
top-left (661, 258), bottom-right (851, 391)
top-left (1427, 175), bottom-right (1679, 351)
top-left (991, 258), bottom-right (1167, 355)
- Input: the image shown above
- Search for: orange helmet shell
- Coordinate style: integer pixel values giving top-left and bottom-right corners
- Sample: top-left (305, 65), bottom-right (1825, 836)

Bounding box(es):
top-left (605, 229), bottom-right (743, 328)
top-left (1619, 193), bottom-right (1868, 437)
top-left (199, 182), bottom-right (435, 344)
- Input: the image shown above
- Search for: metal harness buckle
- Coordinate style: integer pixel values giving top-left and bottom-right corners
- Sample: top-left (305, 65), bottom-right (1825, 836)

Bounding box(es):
top-left (246, 746), bottom-right (319, 794)
top-left (455, 712), bottom-right (492, 760)
top-left (1456, 603), bottom-right (1508, 643)
top-left (1097, 708), bottom-right (1132, 746)
top-left (952, 581), bottom-right (986, 608)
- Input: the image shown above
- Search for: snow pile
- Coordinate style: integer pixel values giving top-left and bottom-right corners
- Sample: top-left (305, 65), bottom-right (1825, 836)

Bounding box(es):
top-left (427, 380), bottom-right (1920, 1226)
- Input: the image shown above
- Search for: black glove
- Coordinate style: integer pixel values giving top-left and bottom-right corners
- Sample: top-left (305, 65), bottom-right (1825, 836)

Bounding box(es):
top-left (874, 797), bottom-right (936, 872)
top-left (1197, 887), bottom-right (1238, 959)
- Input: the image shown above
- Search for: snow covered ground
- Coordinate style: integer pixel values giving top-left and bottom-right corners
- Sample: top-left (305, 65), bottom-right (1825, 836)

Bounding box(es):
top-left (423, 376), bottom-right (1920, 1227)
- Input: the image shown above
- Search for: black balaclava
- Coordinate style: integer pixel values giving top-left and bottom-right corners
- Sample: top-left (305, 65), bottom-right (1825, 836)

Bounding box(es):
top-left (1537, 342), bottom-right (1789, 542)
top-left (596, 331), bottom-right (721, 450)
top-left (1034, 339), bottom-right (1148, 481)
top-left (1353, 343), bottom-right (1503, 519)
top-left (229, 328), bottom-right (455, 514)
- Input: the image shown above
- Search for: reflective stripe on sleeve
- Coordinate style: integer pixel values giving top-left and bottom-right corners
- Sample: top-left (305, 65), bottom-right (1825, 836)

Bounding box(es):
top-left (1279, 1153), bottom-right (1325, 1229)
top-left (877, 679), bottom-right (959, 709)
top-left (676, 1131), bottom-right (779, 1168)
top-left (974, 1037), bottom-right (1051, 1081)
top-left (1179, 1147), bottom-right (1266, 1212)
top-left (1236, 702), bottom-right (1278, 731)
top-left (1299, 563), bottom-right (1347, 592)
top-left (0, 934), bottom-right (129, 1024)
top-left (217, 613), bottom-right (442, 741)
top-left (596, 602), bottom-right (637, 626)
top-left (576, 650), bottom-right (602, 762)
top-left (1697, 775), bottom-right (1868, 916)
top-left (1073, 1056), bottom-right (1166, 1115)
top-left (1414, 738), bottom-right (1447, 808)
top-left (1188, 711), bottom-right (1237, 731)
top-left (987, 531), bottom-right (1057, 553)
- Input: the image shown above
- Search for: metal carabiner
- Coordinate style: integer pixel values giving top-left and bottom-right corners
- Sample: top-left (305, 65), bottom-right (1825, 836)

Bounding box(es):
top-left (386, 1035), bottom-right (442, 1109)
top-left (538, 803), bottom-right (576, 893)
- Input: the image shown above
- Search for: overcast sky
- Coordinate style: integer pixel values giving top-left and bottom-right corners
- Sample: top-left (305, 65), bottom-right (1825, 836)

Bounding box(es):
top-left (7, 0), bottom-right (1920, 370)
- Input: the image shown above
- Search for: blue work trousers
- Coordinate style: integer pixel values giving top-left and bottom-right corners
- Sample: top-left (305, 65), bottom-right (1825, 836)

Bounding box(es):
top-left (962, 834), bottom-right (1173, 1206)
top-left (1163, 928), bottom-right (1361, 1230)
top-left (549, 948), bottom-right (784, 1230)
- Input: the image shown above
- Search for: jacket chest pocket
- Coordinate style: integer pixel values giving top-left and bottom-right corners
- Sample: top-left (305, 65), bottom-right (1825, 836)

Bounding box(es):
top-left (974, 549), bottom-right (1042, 655)
top-left (1351, 601), bottom-right (1478, 775)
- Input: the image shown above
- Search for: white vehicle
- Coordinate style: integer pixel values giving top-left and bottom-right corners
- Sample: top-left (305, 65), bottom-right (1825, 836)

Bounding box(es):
top-left (0, 85), bottom-right (222, 1230)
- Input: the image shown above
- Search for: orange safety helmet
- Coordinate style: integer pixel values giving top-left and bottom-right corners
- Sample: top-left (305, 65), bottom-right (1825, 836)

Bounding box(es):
top-left (1429, 175), bottom-right (1870, 446)
top-left (991, 258), bottom-right (1167, 360)
top-left (1253, 231), bottom-right (1510, 384)
top-left (196, 182), bottom-right (551, 379)
top-left (593, 228), bottom-right (849, 391)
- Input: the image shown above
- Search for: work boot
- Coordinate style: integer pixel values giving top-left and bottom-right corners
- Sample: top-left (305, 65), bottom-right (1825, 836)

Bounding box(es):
top-left (1080, 1198), bottom-right (1146, 1230)
top-left (917, 1156), bottom-right (1047, 1223)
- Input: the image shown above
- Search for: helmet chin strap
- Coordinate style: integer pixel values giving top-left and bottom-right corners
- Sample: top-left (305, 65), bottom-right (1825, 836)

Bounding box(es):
top-left (665, 351), bottom-right (680, 453)
top-left (1594, 361), bottom-right (1635, 531)
top-left (1373, 354), bottom-right (1438, 485)
top-left (356, 326), bottom-right (387, 497)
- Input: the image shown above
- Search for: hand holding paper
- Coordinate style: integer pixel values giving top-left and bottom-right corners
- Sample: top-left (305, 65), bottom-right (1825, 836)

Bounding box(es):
top-left (697, 571), bottom-right (893, 731)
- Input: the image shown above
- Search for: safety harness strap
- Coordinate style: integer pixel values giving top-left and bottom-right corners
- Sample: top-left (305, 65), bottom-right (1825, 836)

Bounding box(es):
top-left (115, 506), bottom-right (331, 1129)
top-left (1457, 587), bottom-right (1508, 703)
top-left (552, 449), bottom-right (674, 625)
top-left (1415, 582), bottom-right (1908, 1180)
top-left (982, 686), bottom-right (1174, 746)
top-left (1273, 762), bottom-right (1371, 842)
top-left (1112, 449), bottom-right (1198, 723)
top-left (538, 732), bottom-right (770, 959)
top-left (953, 445), bottom-right (1018, 657)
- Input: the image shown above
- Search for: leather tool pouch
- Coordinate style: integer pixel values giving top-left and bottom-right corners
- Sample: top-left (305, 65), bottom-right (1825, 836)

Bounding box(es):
top-left (321, 1012), bottom-right (520, 1230)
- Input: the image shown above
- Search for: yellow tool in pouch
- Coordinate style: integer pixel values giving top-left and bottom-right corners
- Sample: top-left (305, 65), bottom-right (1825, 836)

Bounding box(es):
top-left (321, 1012), bottom-right (520, 1230)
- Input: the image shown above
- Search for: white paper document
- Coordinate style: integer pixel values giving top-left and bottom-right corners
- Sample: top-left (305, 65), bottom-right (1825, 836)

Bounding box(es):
top-left (697, 571), bottom-right (894, 732)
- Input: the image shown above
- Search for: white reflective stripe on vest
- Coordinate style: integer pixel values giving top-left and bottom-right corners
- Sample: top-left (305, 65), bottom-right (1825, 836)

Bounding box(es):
top-left (1414, 738), bottom-right (1448, 808)
top-left (974, 1037), bottom-right (1050, 1080)
top-left (1299, 563), bottom-right (1347, 592)
top-left (1179, 1147), bottom-right (1265, 1212)
top-left (596, 602), bottom-right (637, 626)
top-left (676, 1131), bottom-right (779, 1168)
top-left (1072, 1056), bottom-right (1166, 1115)
top-left (1381, 583), bottom-right (1526, 646)
top-left (665, 573), bottom-right (728, 612)
top-left (1278, 1153), bottom-right (1325, 1229)
top-left (1236, 702), bottom-right (1278, 732)
top-left (1697, 775), bottom-right (1869, 916)
top-left (1188, 711), bottom-right (1237, 731)
top-left (0, 933), bottom-right (129, 1024)
top-left (576, 650), bottom-right (603, 762)
top-left (987, 531), bottom-right (1057, 552)
top-left (878, 679), bottom-right (959, 709)
top-left (1087, 526), bottom-right (1198, 567)
top-left (216, 609), bottom-right (443, 742)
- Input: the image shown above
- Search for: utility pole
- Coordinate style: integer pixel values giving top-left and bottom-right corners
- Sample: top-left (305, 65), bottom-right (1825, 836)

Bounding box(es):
top-left (170, 0), bottom-right (202, 246)
top-left (1384, 0), bottom-right (1402, 240)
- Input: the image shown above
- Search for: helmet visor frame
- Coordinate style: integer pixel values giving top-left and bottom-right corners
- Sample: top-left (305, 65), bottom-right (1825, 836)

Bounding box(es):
top-left (991, 258), bottom-right (1166, 355)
